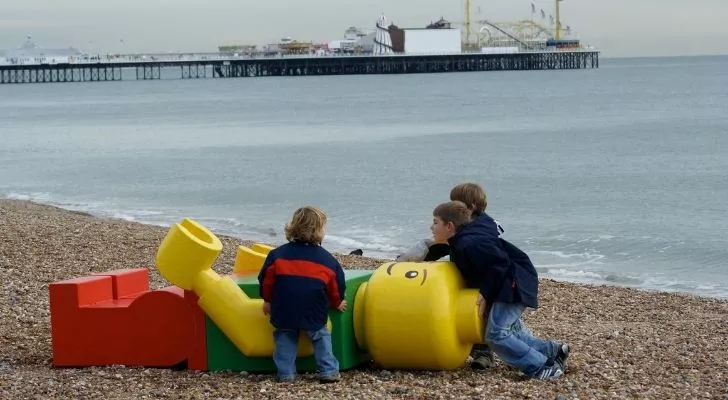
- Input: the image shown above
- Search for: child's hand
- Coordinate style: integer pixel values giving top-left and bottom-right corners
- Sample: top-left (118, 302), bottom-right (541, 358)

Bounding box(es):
top-left (476, 294), bottom-right (487, 317)
top-left (263, 302), bottom-right (271, 315)
top-left (336, 300), bottom-right (347, 312)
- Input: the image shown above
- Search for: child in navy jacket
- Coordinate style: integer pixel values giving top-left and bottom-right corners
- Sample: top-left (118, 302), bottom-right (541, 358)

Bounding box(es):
top-left (431, 200), bottom-right (570, 380)
top-left (258, 206), bottom-right (347, 383)
top-left (397, 183), bottom-right (501, 369)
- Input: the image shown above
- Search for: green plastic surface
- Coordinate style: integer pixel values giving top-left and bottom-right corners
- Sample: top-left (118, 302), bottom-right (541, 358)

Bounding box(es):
top-left (206, 269), bottom-right (372, 372)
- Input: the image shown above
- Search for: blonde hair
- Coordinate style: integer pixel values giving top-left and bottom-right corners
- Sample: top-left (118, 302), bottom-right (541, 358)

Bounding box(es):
top-left (450, 183), bottom-right (487, 216)
top-left (284, 206), bottom-right (327, 244)
top-left (433, 201), bottom-right (472, 229)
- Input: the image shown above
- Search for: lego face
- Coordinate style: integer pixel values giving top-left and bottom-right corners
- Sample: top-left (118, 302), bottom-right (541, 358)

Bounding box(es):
top-left (385, 262), bottom-right (429, 287)
top-left (355, 260), bottom-right (485, 370)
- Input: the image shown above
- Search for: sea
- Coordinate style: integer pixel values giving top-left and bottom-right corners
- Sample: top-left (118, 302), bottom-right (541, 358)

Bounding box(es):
top-left (1, 55), bottom-right (726, 298)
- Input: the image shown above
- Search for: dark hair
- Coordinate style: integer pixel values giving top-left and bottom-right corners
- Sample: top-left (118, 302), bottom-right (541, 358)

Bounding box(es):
top-left (433, 201), bottom-right (472, 229)
top-left (450, 183), bottom-right (487, 216)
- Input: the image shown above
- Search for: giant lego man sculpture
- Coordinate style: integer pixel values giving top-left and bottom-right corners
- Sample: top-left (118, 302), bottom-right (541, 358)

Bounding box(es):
top-left (49, 218), bottom-right (484, 372)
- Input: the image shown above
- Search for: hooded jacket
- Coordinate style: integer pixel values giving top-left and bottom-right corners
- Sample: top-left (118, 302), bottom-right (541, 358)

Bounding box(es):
top-left (447, 213), bottom-right (539, 308)
top-left (258, 240), bottom-right (346, 330)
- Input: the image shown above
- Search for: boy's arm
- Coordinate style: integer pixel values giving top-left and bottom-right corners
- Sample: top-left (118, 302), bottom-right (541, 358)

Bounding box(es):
top-left (423, 243), bottom-right (450, 262)
top-left (395, 238), bottom-right (433, 262)
top-left (257, 255), bottom-right (276, 303)
top-left (463, 241), bottom-right (509, 302)
top-left (325, 259), bottom-right (346, 308)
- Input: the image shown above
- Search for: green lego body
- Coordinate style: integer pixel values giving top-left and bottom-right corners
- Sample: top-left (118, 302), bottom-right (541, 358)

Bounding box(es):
top-left (206, 269), bottom-right (372, 372)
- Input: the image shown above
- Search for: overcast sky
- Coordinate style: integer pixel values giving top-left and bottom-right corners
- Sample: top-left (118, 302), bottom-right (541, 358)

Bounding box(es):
top-left (1, 0), bottom-right (727, 58)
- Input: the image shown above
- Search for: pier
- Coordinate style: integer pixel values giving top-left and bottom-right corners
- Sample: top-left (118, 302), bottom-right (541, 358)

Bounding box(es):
top-left (0, 50), bottom-right (599, 84)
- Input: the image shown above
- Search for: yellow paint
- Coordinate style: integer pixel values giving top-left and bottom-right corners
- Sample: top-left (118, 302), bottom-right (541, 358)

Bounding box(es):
top-left (156, 218), bottom-right (223, 291)
top-left (156, 219), bottom-right (326, 357)
top-left (233, 243), bottom-right (275, 275)
top-left (157, 219), bottom-right (483, 370)
top-left (233, 245), bottom-right (267, 275)
top-left (464, 0), bottom-right (471, 45)
top-left (252, 243), bottom-right (274, 255)
top-left (555, 0), bottom-right (562, 41)
top-left (353, 261), bottom-right (483, 370)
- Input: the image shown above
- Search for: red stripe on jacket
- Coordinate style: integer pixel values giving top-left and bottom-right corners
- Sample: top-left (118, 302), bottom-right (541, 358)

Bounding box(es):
top-left (262, 258), bottom-right (342, 308)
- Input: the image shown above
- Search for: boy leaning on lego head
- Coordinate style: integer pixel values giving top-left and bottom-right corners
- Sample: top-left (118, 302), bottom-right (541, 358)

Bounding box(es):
top-left (396, 183), bottom-right (504, 263)
top-left (396, 183), bottom-right (501, 369)
top-left (428, 183), bottom-right (571, 380)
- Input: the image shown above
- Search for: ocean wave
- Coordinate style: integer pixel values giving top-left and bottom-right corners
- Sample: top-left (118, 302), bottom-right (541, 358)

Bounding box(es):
top-left (324, 234), bottom-right (402, 256)
top-left (537, 264), bottom-right (728, 298)
top-left (2, 191), bottom-right (173, 227)
top-left (537, 267), bottom-right (604, 281)
top-left (192, 217), bottom-right (280, 239)
top-left (5, 191), bottom-right (54, 202)
top-left (530, 250), bottom-right (605, 262)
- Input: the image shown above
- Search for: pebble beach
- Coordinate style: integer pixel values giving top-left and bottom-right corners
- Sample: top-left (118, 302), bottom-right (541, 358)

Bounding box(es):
top-left (1, 199), bottom-right (727, 399)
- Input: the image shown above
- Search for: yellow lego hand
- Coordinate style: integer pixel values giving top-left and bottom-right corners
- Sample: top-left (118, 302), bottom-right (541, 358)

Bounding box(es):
top-left (156, 219), bottom-right (329, 358)
top-left (156, 218), bottom-right (223, 291)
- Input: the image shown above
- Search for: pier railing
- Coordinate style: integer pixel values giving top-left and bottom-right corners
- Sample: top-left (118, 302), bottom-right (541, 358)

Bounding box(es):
top-left (0, 49), bottom-right (599, 84)
top-left (0, 49), bottom-right (599, 66)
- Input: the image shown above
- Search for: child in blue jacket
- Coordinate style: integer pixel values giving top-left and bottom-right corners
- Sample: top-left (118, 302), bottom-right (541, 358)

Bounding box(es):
top-left (396, 183), bottom-right (504, 264)
top-left (258, 206), bottom-right (347, 383)
top-left (397, 183), bottom-right (502, 369)
top-left (431, 200), bottom-right (570, 380)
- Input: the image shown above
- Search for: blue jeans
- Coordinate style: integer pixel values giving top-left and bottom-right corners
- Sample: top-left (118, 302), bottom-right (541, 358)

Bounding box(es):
top-left (485, 302), bottom-right (559, 377)
top-left (272, 327), bottom-right (339, 380)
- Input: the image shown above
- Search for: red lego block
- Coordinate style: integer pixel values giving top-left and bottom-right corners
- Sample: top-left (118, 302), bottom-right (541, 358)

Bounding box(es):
top-left (49, 268), bottom-right (207, 369)
top-left (184, 290), bottom-right (208, 371)
top-left (93, 268), bottom-right (149, 299)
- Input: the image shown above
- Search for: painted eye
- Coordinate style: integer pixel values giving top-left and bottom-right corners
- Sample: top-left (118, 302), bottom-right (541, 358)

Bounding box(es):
top-left (405, 271), bottom-right (419, 279)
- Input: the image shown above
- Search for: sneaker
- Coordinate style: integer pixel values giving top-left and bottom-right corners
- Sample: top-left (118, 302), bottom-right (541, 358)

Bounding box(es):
top-left (534, 364), bottom-right (563, 381)
top-left (318, 373), bottom-right (340, 383)
top-left (554, 343), bottom-right (571, 371)
top-left (469, 353), bottom-right (496, 369)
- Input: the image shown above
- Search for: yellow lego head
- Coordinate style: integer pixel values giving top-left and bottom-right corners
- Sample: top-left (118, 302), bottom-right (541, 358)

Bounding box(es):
top-left (353, 261), bottom-right (483, 370)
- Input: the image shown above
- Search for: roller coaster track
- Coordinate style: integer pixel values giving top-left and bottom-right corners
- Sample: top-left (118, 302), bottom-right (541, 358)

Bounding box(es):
top-left (476, 20), bottom-right (533, 49)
